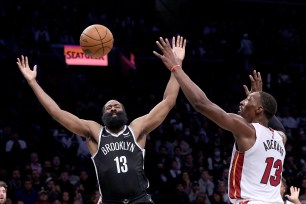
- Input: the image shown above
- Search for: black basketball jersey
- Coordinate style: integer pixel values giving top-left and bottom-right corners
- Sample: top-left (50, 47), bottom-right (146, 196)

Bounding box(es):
top-left (92, 125), bottom-right (149, 201)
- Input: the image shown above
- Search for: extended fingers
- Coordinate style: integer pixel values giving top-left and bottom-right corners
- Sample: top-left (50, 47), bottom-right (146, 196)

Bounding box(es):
top-left (157, 37), bottom-right (172, 52)
top-left (159, 37), bottom-right (167, 46)
top-left (174, 35), bottom-right (185, 47)
top-left (243, 85), bottom-right (250, 96)
top-left (25, 56), bottom-right (29, 67)
top-left (249, 74), bottom-right (255, 82)
top-left (253, 70), bottom-right (262, 82)
top-left (176, 35), bottom-right (181, 47)
top-left (172, 36), bottom-right (175, 48)
top-left (17, 55), bottom-right (25, 67)
top-left (290, 186), bottom-right (300, 193)
top-left (182, 38), bottom-right (186, 48)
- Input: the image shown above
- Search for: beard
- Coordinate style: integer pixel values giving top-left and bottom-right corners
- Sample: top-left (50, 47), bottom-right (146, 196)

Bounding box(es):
top-left (102, 111), bottom-right (128, 130)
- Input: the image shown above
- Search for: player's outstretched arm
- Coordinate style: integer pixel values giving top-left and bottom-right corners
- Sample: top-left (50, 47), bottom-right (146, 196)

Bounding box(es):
top-left (153, 37), bottom-right (249, 136)
top-left (16, 55), bottom-right (97, 138)
top-left (131, 36), bottom-right (184, 145)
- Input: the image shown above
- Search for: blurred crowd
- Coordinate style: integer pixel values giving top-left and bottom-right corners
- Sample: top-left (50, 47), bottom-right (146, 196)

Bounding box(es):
top-left (1, 0), bottom-right (306, 204)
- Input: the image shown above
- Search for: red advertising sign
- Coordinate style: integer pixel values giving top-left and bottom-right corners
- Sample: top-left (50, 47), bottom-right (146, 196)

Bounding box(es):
top-left (64, 45), bottom-right (108, 66)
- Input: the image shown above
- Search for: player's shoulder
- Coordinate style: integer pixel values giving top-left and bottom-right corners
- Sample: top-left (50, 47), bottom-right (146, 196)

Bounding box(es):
top-left (128, 115), bottom-right (146, 132)
top-left (277, 130), bottom-right (287, 145)
top-left (87, 120), bottom-right (103, 130)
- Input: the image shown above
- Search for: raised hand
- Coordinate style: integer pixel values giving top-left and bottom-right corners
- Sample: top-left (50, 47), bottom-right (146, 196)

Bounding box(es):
top-left (153, 36), bottom-right (184, 71)
top-left (16, 55), bottom-right (37, 83)
top-left (285, 186), bottom-right (301, 204)
top-left (172, 35), bottom-right (186, 65)
top-left (243, 69), bottom-right (262, 96)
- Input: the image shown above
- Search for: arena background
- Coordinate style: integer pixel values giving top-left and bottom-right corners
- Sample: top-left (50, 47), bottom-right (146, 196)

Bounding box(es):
top-left (0, 0), bottom-right (306, 203)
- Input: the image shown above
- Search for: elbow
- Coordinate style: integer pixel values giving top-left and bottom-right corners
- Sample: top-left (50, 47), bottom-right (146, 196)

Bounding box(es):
top-left (49, 108), bottom-right (62, 120)
top-left (191, 97), bottom-right (210, 113)
top-left (163, 95), bottom-right (177, 109)
top-left (168, 99), bottom-right (176, 109)
top-left (193, 101), bottom-right (203, 112)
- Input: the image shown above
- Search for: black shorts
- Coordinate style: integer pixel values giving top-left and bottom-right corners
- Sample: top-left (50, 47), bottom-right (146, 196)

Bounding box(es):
top-left (101, 193), bottom-right (155, 204)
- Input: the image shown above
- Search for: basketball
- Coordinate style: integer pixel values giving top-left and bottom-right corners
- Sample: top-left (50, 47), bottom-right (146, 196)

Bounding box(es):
top-left (80, 24), bottom-right (114, 58)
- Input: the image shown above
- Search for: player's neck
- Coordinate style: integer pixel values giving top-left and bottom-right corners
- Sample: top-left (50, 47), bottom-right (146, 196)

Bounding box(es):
top-left (106, 126), bottom-right (124, 134)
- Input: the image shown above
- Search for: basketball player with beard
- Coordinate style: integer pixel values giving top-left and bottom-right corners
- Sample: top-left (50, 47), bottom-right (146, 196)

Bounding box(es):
top-left (16, 36), bottom-right (186, 204)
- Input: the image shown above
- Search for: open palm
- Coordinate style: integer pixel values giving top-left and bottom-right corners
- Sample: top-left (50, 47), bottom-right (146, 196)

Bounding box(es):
top-left (172, 35), bottom-right (186, 64)
top-left (16, 55), bottom-right (37, 82)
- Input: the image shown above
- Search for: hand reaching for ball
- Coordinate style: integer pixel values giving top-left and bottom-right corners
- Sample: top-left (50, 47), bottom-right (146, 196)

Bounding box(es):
top-left (16, 55), bottom-right (37, 83)
top-left (153, 35), bottom-right (186, 71)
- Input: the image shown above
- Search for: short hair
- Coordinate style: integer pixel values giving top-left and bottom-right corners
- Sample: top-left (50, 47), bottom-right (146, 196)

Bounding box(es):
top-left (260, 92), bottom-right (277, 119)
top-left (0, 181), bottom-right (8, 190)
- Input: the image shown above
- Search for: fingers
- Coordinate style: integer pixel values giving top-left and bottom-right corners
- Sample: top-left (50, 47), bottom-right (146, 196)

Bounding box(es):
top-left (21, 55), bottom-right (25, 65)
top-left (172, 36), bottom-right (175, 48)
top-left (155, 40), bottom-right (164, 52)
top-left (152, 51), bottom-right (162, 58)
top-left (159, 35), bottom-right (187, 49)
top-left (155, 37), bottom-right (172, 54)
top-left (17, 55), bottom-right (25, 68)
top-left (243, 85), bottom-right (250, 96)
top-left (25, 56), bottom-right (29, 67)
top-left (177, 35), bottom-right (182, 47)
top-left (253, 70), bottom-right (262, 82)
top-left (16, 55), bottom-right (34, 70)
top-left (290, 186), bottom-right (300, 193)
top-left (173, 35), bottom-right (186, 48)
top-left (249, 74), bottom-right (255, 82)
top-left (16, 57), bottom-right (21, 66)
top-left (159, 37), bottom-right (167, 46)
top-left (183, 38), bottom-right (186, 48)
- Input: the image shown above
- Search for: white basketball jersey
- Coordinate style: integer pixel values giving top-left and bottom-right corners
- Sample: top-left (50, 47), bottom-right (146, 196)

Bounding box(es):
top-left (228, 123), bottom-right (286, 204)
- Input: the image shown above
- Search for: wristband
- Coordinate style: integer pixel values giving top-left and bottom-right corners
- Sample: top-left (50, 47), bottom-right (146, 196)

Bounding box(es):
top-left (170, 64), bottom-right (181, 72)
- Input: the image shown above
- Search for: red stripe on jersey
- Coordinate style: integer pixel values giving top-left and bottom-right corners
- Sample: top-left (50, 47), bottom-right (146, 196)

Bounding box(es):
top-left (229, 150), bottom-right (244, 199)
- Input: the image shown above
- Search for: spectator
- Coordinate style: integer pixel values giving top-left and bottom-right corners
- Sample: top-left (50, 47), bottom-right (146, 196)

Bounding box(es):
top-left (172, 182), bottom-right (190, 204)
top-left (60, 191), bottom-right (73, 204)
top-left (168, 160), bottom-right (182, 187)
top-left (188, 181), bottom-right (201, 203)
top-left (29, 152), bottom-right (42, 174)
top-left (45, 177), bottom-right (61, 203)
top-left (5, 132), bottom-right (27, 169)
top-left (172, 131), bottom-right (192, 156)
top-left (76, 169), bottom-right (95, 203)
top-left (16, 178), bottom-right (39, 204)
top-left (190, 192), bottom-right (211, 204)
top-left (57, 170), bottom-right (74, 197)
top-left (6, 168), bottom-right (22, 199)
top-left (237, 33), bottom-right (254, 74)
top-left (210, 191), bottom-right (227, 204)
top-left (50, 156), bottom-right (63, 178)
top-left (31, 170), bottom-right (44, 191)
top-left (198, 170), bottom-right (215, 198)
top-left (0, 180), bottom-right (8, 204)
top-left (35, 188), bottom-right (51, 204)
top-left (172, 145), bottom-right (184, 170)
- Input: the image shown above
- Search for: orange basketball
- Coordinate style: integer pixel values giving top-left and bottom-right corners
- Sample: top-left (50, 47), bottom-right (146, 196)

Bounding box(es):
top-left (80, 24), bottom-right (114, 58)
